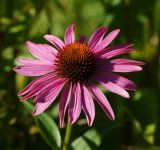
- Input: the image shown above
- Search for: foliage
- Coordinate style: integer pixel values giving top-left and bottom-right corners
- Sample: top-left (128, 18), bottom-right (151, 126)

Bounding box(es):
top-left (0, 0), bottom-right (159, 149)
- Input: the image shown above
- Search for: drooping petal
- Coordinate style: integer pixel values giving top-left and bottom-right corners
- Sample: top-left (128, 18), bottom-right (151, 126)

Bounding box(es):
top-left (81, 85), bottom-right (95, 126)
top-left (59, 83), bottom-right (72, 128)
top-left (93, 29), bottom-right (120, 52)
top-left (32, 81), bottom-right (65, 116)
top-left (68, 83), bottom-right (82, 124)
top-left (20, 77), bottom-right (61, 101)
top-left (13, 64), bottom-right (55, 77)
top-left (93, 72), bottom-right (136, 91)
top-left (44, 34), bottom-right (65, 49)
top-left (64, 24), bottom-right (75, 45)
top-left (18, 73), bottom-right (57, 96)
top-left (32, 101), bottom-right (53, 116)
top-left (110, 58), bottom-right (145, 66)
top-left (26, 41), bottom-right (57, 62)
top-left (98, 81), bottom-right (130, 98)
top-left (88, 83), bottom-right (115, 120)
top-left (88, 26), bottom-right (108, 49)
top-left (34, 79), bottom-right (66, 103)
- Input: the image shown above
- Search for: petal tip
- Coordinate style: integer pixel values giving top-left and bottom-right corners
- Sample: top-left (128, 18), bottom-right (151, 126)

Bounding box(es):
top-left (59, 119), bottom-right (63, 128)
top-left (88, 122), bottom-right (93, 127)
top-left (141, 62), bottom-right (146, 66)
top-left (43, 34), bottom-right (48, 38)
top-left (70, 119), bottom-right (76, 125)
top-left (139, 67), bottom-right (143, 71)
top-left (43, 35), bottom-right (50, 40)
top-left (17, 98), bottom-right (24, 102)
top-left (13, 66), bottom-right (21, 72)
top-left (20, 97), bottom-right (26, 102)
top-left (32, 110), bottom-right (39, 116)
top-left (59, 121), bottom-right (64, 128)
top-left (111, 115), bottom-right (115, 120)
top-left (12, 67), bottom-right (17, 72)
top-left (108, 110), bottom-right (115, 120)
top-left (101, 25), bottom-right (108, 29)
top-left (126, 95), bottom-right (130, 99)
top-left (100, 26), bottom-right (108, 32)
top-left (134, 66), bottom-right (142, 72)
top-left (125, 93), bottom-right (130, 99)
top-left (114, 29), bottom-right (120, 33)
top-left (71, 23), bottom-right (76, 28)
top-left (17, 92), bottom-right (23, 96)
top-left (26, 40), bottom-right (32, 46)
top-left (32, 113), bottom-right (36, 116)
top-left (117, 29), bottom-right (120, 32)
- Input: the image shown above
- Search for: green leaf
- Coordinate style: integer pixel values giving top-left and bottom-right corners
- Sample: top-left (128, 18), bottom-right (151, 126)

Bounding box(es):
top-left (23, 101), bottom-right (33, 112)
top-left (28, 10), bottom-right (49, 38)
top-left (71, 129), bottom-right (101, 150)
top-left (23, 101), bottom-right (61, 150)
top-left (71, 120), bottom-right (124, 150)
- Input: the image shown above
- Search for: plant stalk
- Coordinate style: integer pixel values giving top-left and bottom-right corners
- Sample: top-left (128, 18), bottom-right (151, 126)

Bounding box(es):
top-left (62, 122), bottom-right (72, 150)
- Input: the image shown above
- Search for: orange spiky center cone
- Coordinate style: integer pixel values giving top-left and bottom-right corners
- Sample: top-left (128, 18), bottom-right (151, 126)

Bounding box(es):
top-left (55, 43), bottom-right (97, 83)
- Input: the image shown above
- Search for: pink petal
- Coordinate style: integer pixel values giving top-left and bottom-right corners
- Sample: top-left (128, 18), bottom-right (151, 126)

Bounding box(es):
top-left (81, 85), bottom-right (95, 126)
top-left (110, 58), bottom-right (145, 66)
top-left (93, 72), bottom-right (136, 91)
top-left (98, 81), bottom-right (130, 98)
top-left (26, 41), bottom-right (57, 62)
top-left (32, 81), bottom-right (65, 116)
top-left (20, 77), bottom-right (61, 101)
top-left (97, 43), bottom-right (134, 55)
top-left (101, 63), bottom-right (142, 72)
top-left (99, 49), bottom-right (136, 59)
top-left (93, 29), bottom-right (120, 52)
top-left (44, 34), bottom-right (65, 49)
top-left (34, 79), bottom-right (66, 103)
top-left (32, 101), bottom-right (53, 116)
top-left (59, 83), bottom-right (72, 128)
top-left (17, 58), bottom-right (54, 66)
top-left (96, 43), bottom-right (134, 57)
top-left (64, 24), bottom-right (75, 45)
top-left (88, 83), bottom-right (115, 120)
top-left (68, 83), bottom-right (82, 124)
top-left (18, 73), bottom-right (57, 96)
top-left (88, 26), bottom-right (108, 49)
top-left (79, 35), bottom-right (86, 43)
top-left (13, 64), bottom-right (55, 77)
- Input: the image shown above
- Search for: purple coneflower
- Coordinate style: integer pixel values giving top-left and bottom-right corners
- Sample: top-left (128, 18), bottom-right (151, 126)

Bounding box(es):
top-left (13, 24), bottom-right (144, 128)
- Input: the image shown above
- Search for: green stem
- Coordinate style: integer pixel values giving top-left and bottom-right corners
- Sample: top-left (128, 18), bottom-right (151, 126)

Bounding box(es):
top-left (62, 122), bottom-right (72, 150)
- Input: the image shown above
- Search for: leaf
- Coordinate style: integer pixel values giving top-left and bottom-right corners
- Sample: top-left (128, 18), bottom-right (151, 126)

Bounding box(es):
top-left (71, 120), bottom-right (124, 150)
top-left (28, 10), bottom-right (49, 38)
top-left (71, 129), bottom-right (101, 150)
top-left (23, 101), bottom-right (61, 150)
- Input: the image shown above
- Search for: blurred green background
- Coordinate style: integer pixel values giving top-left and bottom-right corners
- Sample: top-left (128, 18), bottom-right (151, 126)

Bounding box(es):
top-left (0, 0), bottom-right (160, 150)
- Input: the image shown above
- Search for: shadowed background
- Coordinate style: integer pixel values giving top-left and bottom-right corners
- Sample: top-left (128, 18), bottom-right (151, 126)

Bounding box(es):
top-left (0, 0), bottom-right (159, 150)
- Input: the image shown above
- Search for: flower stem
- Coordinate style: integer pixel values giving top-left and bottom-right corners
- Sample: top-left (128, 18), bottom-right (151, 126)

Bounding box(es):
top-left (62, 122), bottom-right (72, 150)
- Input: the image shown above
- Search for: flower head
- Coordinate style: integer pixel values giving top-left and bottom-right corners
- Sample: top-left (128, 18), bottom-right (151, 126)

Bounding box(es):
top-left (13, 24), bottom-right (144, 128)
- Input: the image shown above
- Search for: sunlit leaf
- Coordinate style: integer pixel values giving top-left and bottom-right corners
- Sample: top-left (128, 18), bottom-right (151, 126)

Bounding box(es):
top-left (71, 129), bottom-right (101, 150)
top-left (23, 101), bottom-right (61, 150)
top-left (71, 120), bottom-right (125, 150)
